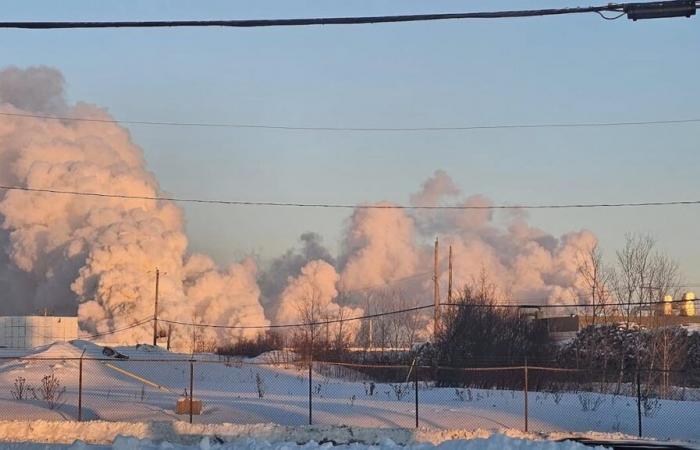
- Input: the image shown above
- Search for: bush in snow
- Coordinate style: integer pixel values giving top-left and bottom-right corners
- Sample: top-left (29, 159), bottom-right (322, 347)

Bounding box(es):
top-left (389, 383), bottom-right (410, 401)
top-left (11, 377), bottom-right (34, 400)
top-left (255, 373), bottom-right (266, 398)
top-left (36, 372), bottom-right (66, 410)
top-left (642, 395), bottom-right (661, 417)
top-left (454, 388), bottom-right (472, 402)
top-left (577, 392), bottom-right (605, 412)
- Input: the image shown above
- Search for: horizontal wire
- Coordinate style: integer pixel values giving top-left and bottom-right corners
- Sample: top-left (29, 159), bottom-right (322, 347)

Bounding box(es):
top-left (79, 316), bottom-right (154, 339)
top-left (1, 185), bottom-right (698, 210)
top-left (0, 5), bottom-right (628, 30)
top-left (2, 2), bottom-right (698, 30)
top-left (3, 110), bottom-right (700, 132)
top-left (160, 304), bottom-right (434, 330)
top-left (159, 296), bottom-right (695, 331)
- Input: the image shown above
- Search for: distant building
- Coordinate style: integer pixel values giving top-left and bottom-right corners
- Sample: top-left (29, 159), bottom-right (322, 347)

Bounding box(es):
top-left (0, 316), bottom-right (78, 348)
top-left (540, 291), bottom-right (699, 342)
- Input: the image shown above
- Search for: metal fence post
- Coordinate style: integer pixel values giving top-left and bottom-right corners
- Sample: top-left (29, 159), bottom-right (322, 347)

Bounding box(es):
top-left (414, 363), bottom-right (419, 428)
top-left (308, 355), bottom-right (313, 425)
top-left (636, 370), bottom-right (642, 438)
top-left (523, 360), bottom-right (529, 433)
top-left (189, 360), bottom-right (194, 424)
top-left (78, 353), bottom-right (84, 422)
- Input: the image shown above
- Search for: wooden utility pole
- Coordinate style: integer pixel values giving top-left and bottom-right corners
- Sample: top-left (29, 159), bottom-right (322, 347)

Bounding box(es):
top-left (153, 268), bottom-right (160, 346)
top-left (433, 237), bottom-right (440, 340)
top-left (166, 324), bottom-right (172, 351)
top-left (448, 245), bottom-right (453, 304)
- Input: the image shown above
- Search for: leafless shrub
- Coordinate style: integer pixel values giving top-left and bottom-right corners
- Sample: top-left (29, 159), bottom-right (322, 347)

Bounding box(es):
top-left (642, 396), bottom-right (661, 417)
top-left (36, 373), bottom-right (66, 410)
top-left (389, 383), bottom-right (410, 401)
top-left (255, 373), bottom-right (265, 398)
top-left (454, 388), bottom-right (473, 402)
top-left (11, 377), bottom-right (34, 400)
top-left (577, 392), bottom-right (605, 412)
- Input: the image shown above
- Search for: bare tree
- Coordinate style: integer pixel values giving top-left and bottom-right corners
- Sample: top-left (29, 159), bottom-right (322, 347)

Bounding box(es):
top-left (610, 234), bottom-right (681, 328)
top-left (609, 234), bottom-right (683, 392)
top-left (293, 284), bottom-right (325, 358)
top-left (576, 243), bottom-right (612, 326)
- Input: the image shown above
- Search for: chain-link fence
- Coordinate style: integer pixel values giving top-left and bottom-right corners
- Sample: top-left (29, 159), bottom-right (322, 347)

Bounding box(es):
top-left (0, 355), bottom-right (697, 441)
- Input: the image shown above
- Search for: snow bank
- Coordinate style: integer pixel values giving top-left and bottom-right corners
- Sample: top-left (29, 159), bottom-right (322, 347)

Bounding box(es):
top-left (0, 421), bottom-right (629, 448)
top-left (99, 434), bottom-right (609, 450)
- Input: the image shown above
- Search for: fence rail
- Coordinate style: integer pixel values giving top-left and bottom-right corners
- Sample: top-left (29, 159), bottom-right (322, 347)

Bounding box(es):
top-left (0, 355), bottom-right (697, 441)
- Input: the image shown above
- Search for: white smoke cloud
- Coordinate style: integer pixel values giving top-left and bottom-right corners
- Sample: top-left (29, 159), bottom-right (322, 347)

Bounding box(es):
top-left (0, 66), bottom-right (267, 349)
top-left (0, 67), bottom-right (599, 351)
top-left (407, 170), bottom-right (597, 306)
top-left (339, 204), bottom-right (421, 291)
top-left (276, 259), bottom-right (363, 340)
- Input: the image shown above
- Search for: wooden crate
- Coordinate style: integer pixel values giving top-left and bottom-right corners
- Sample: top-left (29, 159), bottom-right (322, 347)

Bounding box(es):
top-left (176, 398), bottom-right (203, 415)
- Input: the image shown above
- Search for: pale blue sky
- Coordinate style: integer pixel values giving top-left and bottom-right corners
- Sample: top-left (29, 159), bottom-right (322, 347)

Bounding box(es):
top-left (2, 1), bottom-right (699, 279)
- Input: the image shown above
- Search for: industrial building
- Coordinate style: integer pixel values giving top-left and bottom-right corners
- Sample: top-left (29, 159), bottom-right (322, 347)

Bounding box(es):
top-left (536, 292), bottom-right (699, 342)
top-left (0, 316), bottom-right (78, 348)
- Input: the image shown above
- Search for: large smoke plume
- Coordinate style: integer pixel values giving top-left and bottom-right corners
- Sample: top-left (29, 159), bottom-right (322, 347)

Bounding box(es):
top-left (0, 67), bottom-right (597, 349)
top-left (0, 66), bottom-right (267, 349)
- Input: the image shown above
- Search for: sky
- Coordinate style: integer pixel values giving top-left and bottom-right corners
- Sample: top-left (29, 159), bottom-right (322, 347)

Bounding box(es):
top-left (1, 0), bottom-right (699, 281)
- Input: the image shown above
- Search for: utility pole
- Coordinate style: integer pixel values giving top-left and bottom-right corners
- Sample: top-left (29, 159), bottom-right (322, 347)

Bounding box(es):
top-left (166, 324), bottom-right (172, 351)
top-left (433, 237), bottom-right (440, 340)
top-left (448, 245), bottom-right (453, 304)
top-left (153, 268), bottom-right (160, 346)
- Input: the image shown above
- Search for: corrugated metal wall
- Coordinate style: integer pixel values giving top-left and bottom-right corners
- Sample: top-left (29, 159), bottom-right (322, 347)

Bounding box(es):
top-left (0, 316), bottom-right (78, 348)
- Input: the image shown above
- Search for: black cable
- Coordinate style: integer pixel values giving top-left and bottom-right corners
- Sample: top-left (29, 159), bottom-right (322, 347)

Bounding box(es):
top-left (158, 296), bottom-right (695, 331)
top-left (81, 316), bottom-right (154, 339)
top-left (596, 11), bottom-right (627, 19)
top-left (2, 185), bottom-right (699, 210)
top-left (3, 111), bottom-right (700, 132)
top-left (160, 304), bottom-right (434, 330)
top-left (0, 4), bottom-right (631, 30)
top-left (443, 297), bottom-right (696, 309)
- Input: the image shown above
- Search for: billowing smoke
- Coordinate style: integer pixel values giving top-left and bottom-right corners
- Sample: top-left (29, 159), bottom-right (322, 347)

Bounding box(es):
top-left (0, 66), bottom-right (598, 350)
top-left (275, 259), bottom-right (363, 341)
top-left (257, 232), bottom-right (335, 319)
top-left (405, 170), bottom-right (597, 306)
top-left (0, 66), bottom-right (268, 349)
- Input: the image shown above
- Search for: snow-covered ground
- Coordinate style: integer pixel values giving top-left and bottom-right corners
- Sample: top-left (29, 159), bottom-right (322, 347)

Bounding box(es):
top-left (0, 342), bottom-right (697, 445)
top-left (0, 432), bottom-right (615, 450)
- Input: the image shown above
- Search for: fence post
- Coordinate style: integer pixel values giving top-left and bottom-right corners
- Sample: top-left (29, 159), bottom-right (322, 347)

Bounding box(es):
top-left (308, 355), bottom-right (313, 425)
top-left (523, 360), bottom-right (529, 433)
top-left (414, 362), bottom-right (419, 428)
top-left (189, 360), bottom-right (194, 424)
top-left (636, 370), bottom-right (642, 438)
top-left (78, 351), bottom-right (84, 422)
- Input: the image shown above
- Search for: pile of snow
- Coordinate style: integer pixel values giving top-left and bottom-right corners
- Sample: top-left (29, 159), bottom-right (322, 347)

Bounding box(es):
top-left (91, 434), bottom-right (609, 450)
top-left (0, 421), bottom-right (614, 449)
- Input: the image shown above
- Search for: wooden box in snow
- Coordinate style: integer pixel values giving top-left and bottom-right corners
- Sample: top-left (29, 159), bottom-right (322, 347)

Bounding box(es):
top-left (176, 398), bottom-right (202, 415)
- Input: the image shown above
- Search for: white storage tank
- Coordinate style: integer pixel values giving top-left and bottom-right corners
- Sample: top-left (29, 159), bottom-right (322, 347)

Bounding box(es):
top-left (0, 316), bottom-right (78, 348)
top-left (681, 292), bottom-right (696, 317)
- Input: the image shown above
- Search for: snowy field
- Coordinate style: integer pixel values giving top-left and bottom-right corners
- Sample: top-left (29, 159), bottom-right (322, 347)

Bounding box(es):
top-left (0, 342), bottom-right (697, 446)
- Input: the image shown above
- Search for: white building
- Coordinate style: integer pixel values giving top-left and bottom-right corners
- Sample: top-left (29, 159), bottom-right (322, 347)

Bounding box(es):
top-left (0, 316), bottom-right (78, 349)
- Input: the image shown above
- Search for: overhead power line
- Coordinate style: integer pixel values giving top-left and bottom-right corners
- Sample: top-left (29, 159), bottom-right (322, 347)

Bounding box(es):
top-left (1, 185), bottom-right (699, 211)
top-left (158, 296), bottom-right (697, 331)
top-left (3, 111), bottom-right (700, 132)
top-left (81, 316), bottom-right (154, 340)
top-left (0, 1), bottom-right (695, 29)
top-left (159, 304), bottom-right (435, 330)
